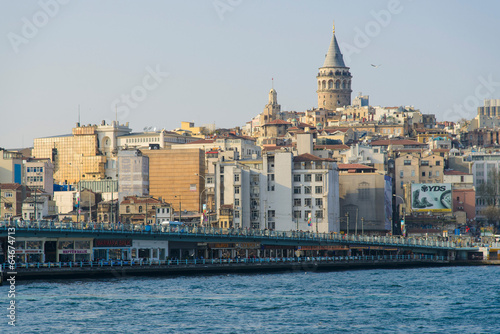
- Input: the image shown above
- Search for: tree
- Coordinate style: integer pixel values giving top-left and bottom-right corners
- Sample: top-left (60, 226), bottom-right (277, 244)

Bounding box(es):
top-left (477, 169), bottom-right (500, 207)
top-left (482, 206), bottom-right (500, 227)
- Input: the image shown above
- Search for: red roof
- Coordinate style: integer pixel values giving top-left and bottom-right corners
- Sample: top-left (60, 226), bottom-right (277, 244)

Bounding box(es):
top-left (314, 144), bottom-right (349, 150)
top-left (444, 170), bottom-right (470, 176)
top-left (187, 139), bottom-right (214, 144)
top-left (121, 196), bottom-right (163, 205)
top-left (263, 119), bottom-right (292, 126)
top-left (0, 183), bottom-right (23, 190)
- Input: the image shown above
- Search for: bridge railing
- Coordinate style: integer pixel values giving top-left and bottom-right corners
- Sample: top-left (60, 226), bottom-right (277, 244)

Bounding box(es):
top-left (1, 254), bottom-right (449, 271)
top-left (1, 220), bottom-right (496, 249)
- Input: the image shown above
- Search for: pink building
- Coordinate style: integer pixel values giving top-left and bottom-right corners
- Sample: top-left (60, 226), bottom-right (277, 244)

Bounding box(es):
top-left (452, 188), bottom-right (476, 222)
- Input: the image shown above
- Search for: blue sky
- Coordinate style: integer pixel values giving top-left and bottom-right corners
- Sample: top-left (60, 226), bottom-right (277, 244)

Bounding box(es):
top-left (1, 0), bottom-right (499, 148)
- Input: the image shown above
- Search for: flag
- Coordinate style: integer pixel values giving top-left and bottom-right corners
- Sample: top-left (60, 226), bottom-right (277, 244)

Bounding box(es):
top-left (307, 212), bottom-right (312, 226)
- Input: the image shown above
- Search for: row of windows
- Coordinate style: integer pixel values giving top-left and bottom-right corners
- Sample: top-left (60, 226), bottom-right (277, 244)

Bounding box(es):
top-left (125, 205), bottom-right (158, 213)
top-left (125, 137), bottom-right (160, 144)
top-left (27, 176), bottom-right (44, 182)
top-left (399, 171), bottom-right (440, 177)
top-left (293, 186), bottom-right (323, 194)
top-left (402, 160), bottom-right (441, 166)
top-left (293, 198), bottom-right (323, 207)
top-left (27, 167), bottom-right (44, 173)
top-left (293, 210), bottom-right (324, 219)
top-left (293, 174), bottom-right (323, 182)
top-left (381, 128), bottom-right (402, 134)
top-left (317, 79), bottom-right (352, 90)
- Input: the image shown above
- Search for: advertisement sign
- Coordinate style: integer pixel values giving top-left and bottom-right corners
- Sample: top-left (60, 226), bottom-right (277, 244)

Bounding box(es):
top-left (411, 183), bottom-right (452, 212)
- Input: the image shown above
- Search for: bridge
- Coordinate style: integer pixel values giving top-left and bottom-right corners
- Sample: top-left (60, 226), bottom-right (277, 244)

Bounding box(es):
top-left (0, 220), bottom-right (493, 251)
top-left (2, 221), bottom-right (498, 282)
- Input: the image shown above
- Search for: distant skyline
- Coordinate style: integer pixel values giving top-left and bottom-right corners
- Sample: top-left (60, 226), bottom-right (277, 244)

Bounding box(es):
top-left (1, 0), bottom-right (500, 148)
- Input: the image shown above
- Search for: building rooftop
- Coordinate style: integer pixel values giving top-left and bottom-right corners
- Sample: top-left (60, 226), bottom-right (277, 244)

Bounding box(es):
top-left (369, 139), bottom-right (426, 146)
top-left (321, 23), bottom-right (346, 68)
top-left (443, 170), bottom-right (471, 176)
top-left (293, 153), bottom-right (335, 162)
top-left (338, 163), bottom-right (376, 171)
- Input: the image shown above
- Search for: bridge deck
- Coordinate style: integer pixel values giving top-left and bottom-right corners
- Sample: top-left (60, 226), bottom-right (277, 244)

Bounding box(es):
top-left (1, 221), bottom-right (495, 251)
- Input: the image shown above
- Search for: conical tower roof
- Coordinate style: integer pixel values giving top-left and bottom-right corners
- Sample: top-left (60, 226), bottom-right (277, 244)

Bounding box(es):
top-left (322, 22), bottom-right (345, 68)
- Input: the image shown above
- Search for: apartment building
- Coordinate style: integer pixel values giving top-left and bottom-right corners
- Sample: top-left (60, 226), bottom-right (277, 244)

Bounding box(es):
top-left (215, 151), bottom-right (339, 233)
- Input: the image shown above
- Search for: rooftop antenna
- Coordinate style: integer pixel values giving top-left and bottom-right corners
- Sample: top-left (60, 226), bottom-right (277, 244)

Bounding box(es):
top-left (78, 104), bottom-right (80, 126)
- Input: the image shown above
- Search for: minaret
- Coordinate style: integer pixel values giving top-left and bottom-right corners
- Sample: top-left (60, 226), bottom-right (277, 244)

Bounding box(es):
top-left (316, 21), bottom-right (352, 109)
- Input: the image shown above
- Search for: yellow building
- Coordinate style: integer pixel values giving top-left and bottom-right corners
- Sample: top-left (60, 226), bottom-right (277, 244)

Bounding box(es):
top-left (141, 148), bottom-right (205, 215)
top-left (33, 121), bottom-right (131, 184)
top-left (414, 129), bottom-right (451, 143)
top-left (33, 125), bottom-right (106, 184)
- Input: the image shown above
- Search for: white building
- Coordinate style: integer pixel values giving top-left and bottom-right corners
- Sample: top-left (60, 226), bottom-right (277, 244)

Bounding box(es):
top-left (24, 158), bottom-right (54, 195)
top-left (117, 149), bottom-right (149, 202)
top-left (95, 120), bottom-right (133, 179)
top-left (340, 143), bottom-right (386, 171)
top-left (215, 151), bottom-right (340, 233)
top-left (53, 191), bottom-right (76, 214)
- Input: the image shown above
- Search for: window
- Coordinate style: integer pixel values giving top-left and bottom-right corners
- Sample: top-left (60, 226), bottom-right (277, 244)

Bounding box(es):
top-left (422, 172), bottom-right (425, 177)
top-left (294, 198), bottom-right (302, 206)
top-left (315, 186), bottom-right (323, 194)
top-left (436, 161), bottom-right (441, 166)
top-left (404, 160), bottom-right (411, 166)
top-left (400, 181), bottom-right (404, 188)
top-left (436, 171), bottom-right (440, 177)
top-left (294, 174), bottom-right (301, 182)
top-left (293, 211), bottom-right (302, 219)
top-left (138, 206), bottom-right (143, 213)
top-left (461, 176), bottom-right (464, 182)
top-left (234, 174), bottom-right (240, 182)
top-left (5, 192), bottom-right (13, 198)
top-left (304, 198), bottom-right (312, 207)
top-left (400, 171), bottom-right (404, 178)
top-left (421, 160), bottom-right (429, 166)
top-left (304, 186), bottom-right (312, 194)
top-left (268, 174), bottom-right (275, 181)
top-left (207, 177), bottom-right (214, 184)
top-left (268, 210), bottom-right (275, 220)
top-left (293, 186), bottom-right (301, 194)
top-left (234, 187), bottom-right (240, 194)
top-left (315, 174), bottom-right (323, 182)
top-left (126, 206), bottom-right (130, 213)
top-left (315, 210), bottom-right (323, 218)
top-left (235, 198), bottom-right (240, 206)
top-left (359, 182), bottom-right (369, 200)
top-left (411, 170), bottom-right (415, 177)
top-left (429, 171), bottom-right (432, 177)
top-left (234, 211), bottom-right (240, 218)
top-left (304, 174), bottom-right (312, 182)
top-left (251, 211), bottom-right (259, 220)
top-left (315, 198), bottom-right (323, 206)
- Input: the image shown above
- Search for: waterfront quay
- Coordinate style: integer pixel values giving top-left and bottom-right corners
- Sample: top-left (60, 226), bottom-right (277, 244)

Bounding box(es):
top-left (1, 221), bottom-right (499, 281)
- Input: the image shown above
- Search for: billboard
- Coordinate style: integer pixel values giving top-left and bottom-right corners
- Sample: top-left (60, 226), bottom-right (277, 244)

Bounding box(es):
top-left (411, 183), bottom-right (452, 212)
